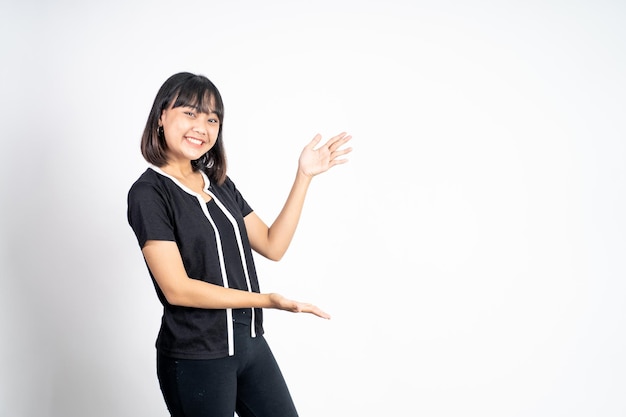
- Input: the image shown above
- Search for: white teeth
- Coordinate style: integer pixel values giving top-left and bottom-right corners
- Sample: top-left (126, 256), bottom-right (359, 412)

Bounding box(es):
top-left (186, 137), bottom-right (203, 145)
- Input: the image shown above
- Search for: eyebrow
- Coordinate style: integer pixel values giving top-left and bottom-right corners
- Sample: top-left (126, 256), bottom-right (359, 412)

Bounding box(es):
top-left (180, 104), bottom-right (219, 116)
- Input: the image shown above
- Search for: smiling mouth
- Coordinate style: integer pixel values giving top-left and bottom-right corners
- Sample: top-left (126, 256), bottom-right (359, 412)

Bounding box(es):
top-left (185, 137), bottom-right (204, 146)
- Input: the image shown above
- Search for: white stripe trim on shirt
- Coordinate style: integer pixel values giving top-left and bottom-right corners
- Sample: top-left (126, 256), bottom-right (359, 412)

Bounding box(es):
top-left (149, 165), bottom-right (256, 356)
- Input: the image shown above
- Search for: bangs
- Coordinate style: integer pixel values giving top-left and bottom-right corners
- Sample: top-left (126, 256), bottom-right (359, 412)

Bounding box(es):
top-left (171, 76), bottom-right (224, 119)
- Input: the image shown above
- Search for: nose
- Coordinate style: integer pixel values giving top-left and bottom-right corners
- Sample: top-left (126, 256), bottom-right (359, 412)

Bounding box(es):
top-left (192, 123), bottom-right (207, 136)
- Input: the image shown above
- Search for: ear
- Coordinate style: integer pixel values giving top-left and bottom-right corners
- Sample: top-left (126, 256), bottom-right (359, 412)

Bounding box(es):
top-left (158, 109), bottom-right (166, 127)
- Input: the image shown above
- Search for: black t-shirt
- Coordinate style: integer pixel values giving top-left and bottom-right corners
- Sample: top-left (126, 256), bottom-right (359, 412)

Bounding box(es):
top-left (127, 166), bottom-right (263, 359)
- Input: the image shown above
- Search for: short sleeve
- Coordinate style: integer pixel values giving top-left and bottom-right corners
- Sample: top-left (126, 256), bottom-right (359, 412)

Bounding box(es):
top-left (127, 180), bottom-right (176, 248)
top-left (224, 177), bottom-right (253, 217)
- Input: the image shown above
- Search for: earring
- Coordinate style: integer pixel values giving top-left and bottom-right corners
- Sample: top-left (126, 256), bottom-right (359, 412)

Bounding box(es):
top-left (157, 126), bottom-right (164, 137)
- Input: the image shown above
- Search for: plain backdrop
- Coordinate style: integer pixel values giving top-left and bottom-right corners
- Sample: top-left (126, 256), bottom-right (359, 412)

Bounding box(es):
top-left (1, 1), bottom-right (625, 416)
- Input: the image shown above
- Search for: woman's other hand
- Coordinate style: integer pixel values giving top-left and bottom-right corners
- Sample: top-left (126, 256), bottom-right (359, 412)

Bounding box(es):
top-left (269, 293), bottom-right (331, 319)
top-left (298, 132), bottom-right (352, 177)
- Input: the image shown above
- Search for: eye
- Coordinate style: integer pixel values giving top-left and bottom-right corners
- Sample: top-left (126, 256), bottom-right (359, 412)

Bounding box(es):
top-left (208, 118), bottom-right (219, 124)
top-left (180, 107), bottom-right (196, 117)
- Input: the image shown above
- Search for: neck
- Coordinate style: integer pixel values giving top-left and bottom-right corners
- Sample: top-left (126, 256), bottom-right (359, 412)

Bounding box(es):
top-left (161, 162), bottom-right (196, 180)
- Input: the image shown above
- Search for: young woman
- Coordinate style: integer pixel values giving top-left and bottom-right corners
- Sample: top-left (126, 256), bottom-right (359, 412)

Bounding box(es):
top-left (127, 72), bottom-right (352, 417)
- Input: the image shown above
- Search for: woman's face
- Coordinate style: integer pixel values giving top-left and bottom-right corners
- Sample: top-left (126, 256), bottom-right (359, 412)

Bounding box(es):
top-left (159, 101), bottom-right (220, 165)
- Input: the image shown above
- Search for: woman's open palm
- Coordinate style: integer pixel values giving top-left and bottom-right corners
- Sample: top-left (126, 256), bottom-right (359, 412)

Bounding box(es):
top-left (298, 132), bottom-right (352, 177)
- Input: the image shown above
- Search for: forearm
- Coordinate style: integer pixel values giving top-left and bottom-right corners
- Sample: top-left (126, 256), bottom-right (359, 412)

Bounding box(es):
top-left (171, 280), bottom-right (330, 319)
top-left (266, 170), bottom-right (312, 259)
top-left (167, 278), bottom-right (274, 309)
top-left (247, 132), bottom-right (351, 260)
top-left (143, 240), bottom-right (274, 309)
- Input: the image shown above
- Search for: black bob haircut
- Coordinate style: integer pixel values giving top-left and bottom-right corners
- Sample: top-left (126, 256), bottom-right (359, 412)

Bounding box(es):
top-left (141, 72), bottom-right (227, 184)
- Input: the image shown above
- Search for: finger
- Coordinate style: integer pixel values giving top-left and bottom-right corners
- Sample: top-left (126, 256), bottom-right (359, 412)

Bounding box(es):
top-left (332, 131), bottom-right (348, 140)
top-left (328, 149), bottom-right (352, 166)
top-left (328, 134), bottom-right (352, 151)
top-left (310, 308), bottom-right (331, 320)
top-left (331, 147), bottom-right (353, 159)
top-left (326, 132), bottom-right (348, 145)
top-left (300, 303), bottom-right (331, 319)
top-left (306, 134), bottom-right (322, 150)
top-left (319, 132), bottom-right (346, 149)
top-left (329, 158), bottom-right (349, 168)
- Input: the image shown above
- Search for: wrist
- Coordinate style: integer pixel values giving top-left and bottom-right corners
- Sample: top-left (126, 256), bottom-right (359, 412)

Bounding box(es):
top-left (267, 293), bottom-right (280, 309)
top-left (296, 168), bottom-right (314, 183)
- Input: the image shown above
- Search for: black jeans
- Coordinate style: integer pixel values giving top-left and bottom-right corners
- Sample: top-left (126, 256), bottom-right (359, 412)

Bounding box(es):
top-left (157, 323), bottom-right (299, 417)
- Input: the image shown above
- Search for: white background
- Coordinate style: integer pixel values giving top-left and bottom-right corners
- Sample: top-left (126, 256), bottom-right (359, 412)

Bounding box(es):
top-left (1, 1), bottom-right (625, 416)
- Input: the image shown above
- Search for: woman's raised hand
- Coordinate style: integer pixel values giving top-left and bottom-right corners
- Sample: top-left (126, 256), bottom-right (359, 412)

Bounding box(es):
top-left (298, 132), bottom-right (352, 178)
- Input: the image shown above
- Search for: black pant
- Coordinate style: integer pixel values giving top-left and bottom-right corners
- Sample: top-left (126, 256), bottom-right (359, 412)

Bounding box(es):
top-left (157, 323), bottom-right (299, 417)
